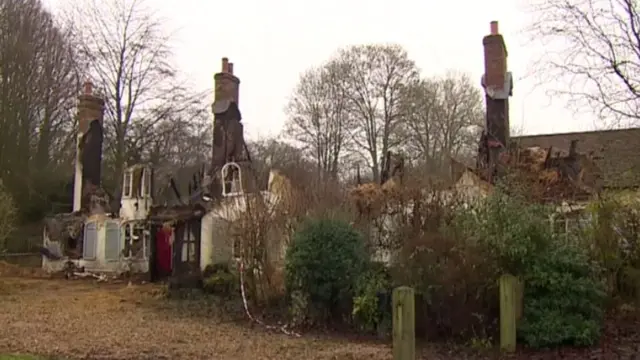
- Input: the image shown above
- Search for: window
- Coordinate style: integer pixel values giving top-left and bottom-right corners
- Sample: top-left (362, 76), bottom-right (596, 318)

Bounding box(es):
top-left (143, 168), bottom-right (152, 196)
top-left (122, 221), bottom-right (150, 259)
top-left (143, 229), bottom-right (150, 259)
top-left (123, 170), bottom-right (132, 198)
top-left (104, 221), bottom-right (122, 261)
top-left (83, 222), bottom-right (98, 260)
top-left (181, 225), bottom-right (197, 263)
top-left (221, 162), bottom-right (242, 196)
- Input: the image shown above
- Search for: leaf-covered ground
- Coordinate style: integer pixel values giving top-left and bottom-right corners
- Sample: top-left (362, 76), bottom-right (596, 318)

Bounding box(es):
top-left (0, 272), bottom-right (639, 359)
top-left (0, 276), bottom-right (393, 360)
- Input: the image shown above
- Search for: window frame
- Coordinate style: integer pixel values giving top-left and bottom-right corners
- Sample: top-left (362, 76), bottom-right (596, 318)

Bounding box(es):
top-left (82, 222), bottom-right (98, 260)
top-left (123, 170), bottom-right (133, 198)
top-left (104, 220), bottom-right (122, 262)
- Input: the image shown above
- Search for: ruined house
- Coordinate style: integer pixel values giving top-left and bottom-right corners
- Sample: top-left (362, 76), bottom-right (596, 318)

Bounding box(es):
top-left (146, 58), bottom-right (288, 284)
top-left (513, 128), bottom-right (640, 193)
top-left (42, 81), bottom-right (155, 275)
top-left (454, 21), bottom-right (605, 209)
top-left (41, 59), bottom-right (289, 284)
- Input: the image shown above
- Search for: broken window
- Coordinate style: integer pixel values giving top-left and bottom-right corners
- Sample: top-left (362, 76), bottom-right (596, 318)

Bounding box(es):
top-left (122, 221), bottom-right (150, 259)
top-left (143, 227), bottom-right (150, 259)
top-left (83, 222), bottom-right (97, 260)
top-left (123, 170), bottom-right (132, 198)
top-left (221, 162), bottom-right (242, 196)
top-left (104, 220), bottom-right (121, 261)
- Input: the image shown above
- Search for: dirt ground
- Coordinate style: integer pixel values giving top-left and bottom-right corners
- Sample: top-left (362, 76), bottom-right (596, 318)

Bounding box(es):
top-left (0, 275), bottom-right (395, 360)
top-left (1, 260), bottom-right (639, 360)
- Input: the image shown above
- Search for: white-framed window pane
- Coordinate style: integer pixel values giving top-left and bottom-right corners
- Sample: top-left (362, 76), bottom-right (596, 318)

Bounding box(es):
top-left (123, 171), bottom-right (132, 197)
top-left (83, 222), bottom-right (98, 259)
top-left (104, 221), bottom-right (121, 261)
top-left (143, 168), bottom-right (151, 196)
top-left (188, 242), bottom-right (195, 262)
top-left (181, 242), bottom-right (188, 262)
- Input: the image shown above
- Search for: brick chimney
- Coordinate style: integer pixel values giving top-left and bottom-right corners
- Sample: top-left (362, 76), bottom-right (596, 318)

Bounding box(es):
top-left (72, 80), bottom-right (106, 212)
top-left (481, 20), bottom-right (513, 148)
top-left (77, 81), bottom-right (105, 134)
top-left (214, 57), bottom-right (240, 104)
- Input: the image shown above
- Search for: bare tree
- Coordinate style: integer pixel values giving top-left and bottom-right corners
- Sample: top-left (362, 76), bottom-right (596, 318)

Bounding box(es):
top-left (64, 0), bottom-right (204, 199)
top-left (335, 44), bottom-right (419, 182)
top-left (528, 0), bottom-right (640, 126)
top-left (0, 0), bottom-right (79, 219)
top-left (247, 138), bottom-right (316, 186)
top-left (147, 101), bottom-right (212, 202)
top-left (399, 72), bottom-right (484, 176)
top-left (284, 62), bottom-right (349, 178)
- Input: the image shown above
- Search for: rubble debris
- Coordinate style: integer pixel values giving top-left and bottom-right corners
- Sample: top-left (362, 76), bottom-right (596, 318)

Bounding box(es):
top-left (468, 142), bottom-right (604, 203)
top-left (473, 22), bottom-right (602, 203)
top-left (43, 212), bottom-right (87, 258)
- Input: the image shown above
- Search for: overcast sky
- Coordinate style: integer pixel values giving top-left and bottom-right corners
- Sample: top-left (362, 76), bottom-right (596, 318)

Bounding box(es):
top-left (43, 0), bottom-right (600, 140)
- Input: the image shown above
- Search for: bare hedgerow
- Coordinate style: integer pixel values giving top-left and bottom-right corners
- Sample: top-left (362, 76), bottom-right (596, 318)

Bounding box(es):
top-left (353, 176), bottom-right (500, 340)
top-left (228, 164), bottom-right (351, 306)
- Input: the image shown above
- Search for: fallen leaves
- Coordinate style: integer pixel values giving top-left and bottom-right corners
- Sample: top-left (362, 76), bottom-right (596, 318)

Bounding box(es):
top-left (1, 277), bottom-right (639, 360)
top-left (0, 261), bottom-right (48, 278)
top-left (0, 277), bottom-right (391, 360)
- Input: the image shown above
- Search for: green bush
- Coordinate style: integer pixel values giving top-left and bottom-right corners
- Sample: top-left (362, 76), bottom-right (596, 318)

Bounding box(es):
top-left (458, 191), bottom-right (553, 274)
top-left (518, 242), bottom-right (606, 347)
top-left (352, 262), bottom-right (391, 333)
top-left (202, 263), bottom-right (238, 296)
top-left (285, 218), bottom-right (367, 324)
top-left (455, 190), bottom-right (606, 348)
top-left (582, 196), bottom-right (640, 301)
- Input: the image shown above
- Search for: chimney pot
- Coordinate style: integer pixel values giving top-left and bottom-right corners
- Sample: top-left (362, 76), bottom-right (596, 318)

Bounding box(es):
top-left (221, 57), bottom-right (229, 73)
top-left (228, 63), bottom-right (234, 75)
top-left (490, 21), bottom-right (499, 35)
top-left (83, 81), bottom-right (93, 95)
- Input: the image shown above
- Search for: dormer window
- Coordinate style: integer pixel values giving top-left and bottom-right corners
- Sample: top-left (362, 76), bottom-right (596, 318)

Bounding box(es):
top-left (143, 168), bottom-right (151, 196)
top-left (123, 170), bottom-right (132, 198)
top-left (122, 166), bottom-right (152, 199)
top-left (221, 162), bottom-right (242, 196)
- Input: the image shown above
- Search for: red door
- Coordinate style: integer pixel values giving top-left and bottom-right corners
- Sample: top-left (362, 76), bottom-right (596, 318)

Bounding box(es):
top-left (156, 227), bottom-right (173, 277)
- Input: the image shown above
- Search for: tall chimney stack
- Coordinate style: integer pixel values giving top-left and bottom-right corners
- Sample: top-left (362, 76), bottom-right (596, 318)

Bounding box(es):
top-left (214, 57), bottom-right (240, 105)
top-left (72, 80), bottom-right (106, 212)
top-left (482, 20), bottom-right (513, 149)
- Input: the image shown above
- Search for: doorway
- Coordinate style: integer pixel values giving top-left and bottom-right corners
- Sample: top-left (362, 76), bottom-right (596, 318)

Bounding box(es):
top-left (152, 224), bottom-right (173, 280)
top-left (172, 219), bottom-right (202, 279)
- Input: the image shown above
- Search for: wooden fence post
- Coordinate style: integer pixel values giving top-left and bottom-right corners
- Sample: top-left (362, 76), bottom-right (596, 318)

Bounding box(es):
top-left (499, 274), bottom-right (518, 352)
top-left (392, 286), bottom-right (415, 360)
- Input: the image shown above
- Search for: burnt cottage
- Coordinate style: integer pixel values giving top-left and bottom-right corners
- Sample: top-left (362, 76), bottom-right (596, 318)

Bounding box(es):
top-left (41, 58), bottom-right (286, 285)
